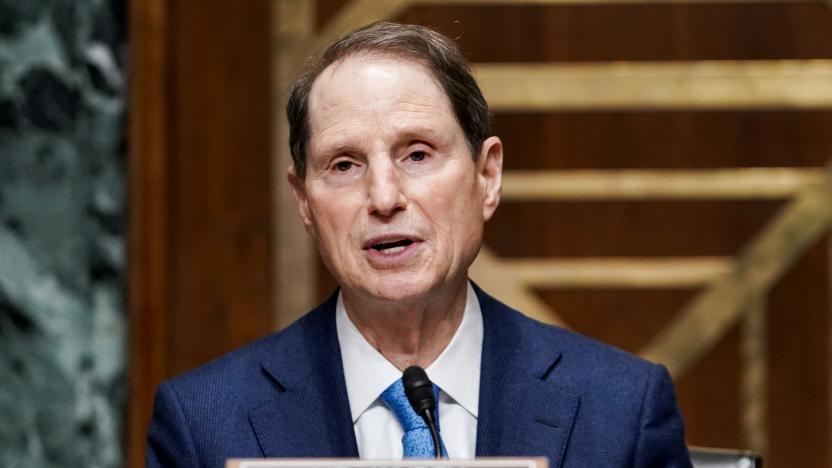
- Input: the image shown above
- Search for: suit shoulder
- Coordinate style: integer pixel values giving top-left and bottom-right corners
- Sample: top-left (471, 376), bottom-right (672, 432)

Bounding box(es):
top-left (510, 307), bottom-right (669, 407)
top-left (529, 317), bottom-right (655, 373)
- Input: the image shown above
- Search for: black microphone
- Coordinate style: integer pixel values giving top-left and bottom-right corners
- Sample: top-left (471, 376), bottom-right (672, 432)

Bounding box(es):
top-left (402, 365), bottom-right (443, 459)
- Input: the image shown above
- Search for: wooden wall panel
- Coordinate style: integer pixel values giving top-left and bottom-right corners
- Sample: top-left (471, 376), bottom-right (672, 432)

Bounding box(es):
top-left (128, 1), bottom-right (274, 467)
top-left (485, 201), bottom-right (783, 257)
top-left (676, 324), bottom-right (744, 449)
top-left (494, 112), bottom-right (832, 170)
top-left (542, 289), bottom-right (696, 352)
top-left (166, 0), bottom-right (274, 372)
top-left (768, 238), bottom-right (830, 467)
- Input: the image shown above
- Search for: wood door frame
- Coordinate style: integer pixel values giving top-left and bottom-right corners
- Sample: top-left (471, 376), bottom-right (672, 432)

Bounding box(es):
top-left (128, 0), bottom-right (172, 466)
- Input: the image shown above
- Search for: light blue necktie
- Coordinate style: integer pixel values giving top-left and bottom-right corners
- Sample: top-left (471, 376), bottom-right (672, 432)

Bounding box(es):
top-left (380, 378), bottom-right (448, 458)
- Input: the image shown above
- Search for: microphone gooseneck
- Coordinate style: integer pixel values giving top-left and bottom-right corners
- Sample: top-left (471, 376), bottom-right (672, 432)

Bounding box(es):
top-left (402, 365), bottom-right (443, 459)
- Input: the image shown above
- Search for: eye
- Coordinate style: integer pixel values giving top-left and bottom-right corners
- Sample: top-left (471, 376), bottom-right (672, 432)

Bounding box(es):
top-left (334, 160), bottom-right (355, 172)
top-left (408, 151), bottom-right (428, 162)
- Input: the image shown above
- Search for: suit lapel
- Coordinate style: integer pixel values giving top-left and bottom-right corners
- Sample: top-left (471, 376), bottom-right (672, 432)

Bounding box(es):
top-left (249, 293), bottom-right (359, 458)
top-left (475, 287), bottom-right (580, 468)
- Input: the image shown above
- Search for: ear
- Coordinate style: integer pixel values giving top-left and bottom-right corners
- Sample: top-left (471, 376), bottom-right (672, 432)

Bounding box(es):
top-left (477, 136), bottom-right (503, 222)
top-left (287, 165), bottom-right (316, 236)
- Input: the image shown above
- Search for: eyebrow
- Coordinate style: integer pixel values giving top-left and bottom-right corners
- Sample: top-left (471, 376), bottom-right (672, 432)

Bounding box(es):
top-left (313, 143), bottom-right (357, 163)
top-left (390, 125), bottom-right (449, 147)
top-left (315, 124), bottom-right (449, 155)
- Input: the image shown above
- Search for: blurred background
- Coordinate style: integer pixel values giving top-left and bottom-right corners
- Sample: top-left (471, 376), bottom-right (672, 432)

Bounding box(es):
top-left (1, 0), bottom-right (831, 467)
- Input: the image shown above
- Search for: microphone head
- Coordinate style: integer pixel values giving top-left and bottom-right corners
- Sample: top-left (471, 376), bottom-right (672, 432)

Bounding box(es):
top-left (402, 365), bottom-right (436, 415)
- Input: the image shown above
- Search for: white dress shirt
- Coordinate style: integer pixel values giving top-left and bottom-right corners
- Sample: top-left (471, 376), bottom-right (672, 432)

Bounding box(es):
top-left (336, 282), bottom-right (483, 459)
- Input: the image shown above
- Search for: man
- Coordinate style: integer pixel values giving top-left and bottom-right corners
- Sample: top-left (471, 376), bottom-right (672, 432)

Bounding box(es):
top-left (147, 22), bottom-right (692, 467)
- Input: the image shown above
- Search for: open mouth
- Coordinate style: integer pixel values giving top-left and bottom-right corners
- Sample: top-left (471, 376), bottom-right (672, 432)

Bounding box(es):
top-left (371, 239), bottom-right (414, 254)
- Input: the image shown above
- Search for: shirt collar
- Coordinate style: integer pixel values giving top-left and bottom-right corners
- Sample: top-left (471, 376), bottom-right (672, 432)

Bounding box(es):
top-left (336, 282), bottom-right (483, 423)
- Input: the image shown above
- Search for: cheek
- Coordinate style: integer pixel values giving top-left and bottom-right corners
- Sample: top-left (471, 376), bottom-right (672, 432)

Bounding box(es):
top-left (417, 170), bottom-right (482, 244)
top-left (307, 195), bottom-right (359, 249)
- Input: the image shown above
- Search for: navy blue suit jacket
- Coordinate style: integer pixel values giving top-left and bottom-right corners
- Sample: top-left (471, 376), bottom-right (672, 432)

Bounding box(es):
top-left (147, 286), bottom-right (692, 467)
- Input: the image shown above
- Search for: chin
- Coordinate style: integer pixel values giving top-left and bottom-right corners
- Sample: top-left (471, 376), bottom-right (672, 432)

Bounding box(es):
top-left (367, 283), bottom-right (432, 303)
top-left (359, 274), bottom-right (439, 304)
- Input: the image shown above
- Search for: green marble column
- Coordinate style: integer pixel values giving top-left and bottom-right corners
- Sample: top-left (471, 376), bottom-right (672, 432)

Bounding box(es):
top-left (0, 0), bottom-right (126, 466)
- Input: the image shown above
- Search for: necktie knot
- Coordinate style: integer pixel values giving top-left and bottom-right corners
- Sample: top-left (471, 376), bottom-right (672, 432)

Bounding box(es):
top-left (381, 378), bottom-right (431, 431)
top-left (380, 378), bottom-right (447, 458)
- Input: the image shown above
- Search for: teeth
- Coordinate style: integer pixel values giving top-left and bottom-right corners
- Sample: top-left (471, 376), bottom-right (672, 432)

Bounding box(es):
top-left (371, 239), bottom-right (413, 253)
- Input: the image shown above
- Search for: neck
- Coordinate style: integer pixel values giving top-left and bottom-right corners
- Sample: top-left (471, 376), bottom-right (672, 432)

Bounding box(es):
top-left (342, 279), bottom-right (469, 371)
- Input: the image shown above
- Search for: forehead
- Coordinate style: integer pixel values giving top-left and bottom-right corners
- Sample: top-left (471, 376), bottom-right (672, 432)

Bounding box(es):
top-left (306, 54), bottom-right (458, 147)
top-left (310, 53), bottom-right (449, 107)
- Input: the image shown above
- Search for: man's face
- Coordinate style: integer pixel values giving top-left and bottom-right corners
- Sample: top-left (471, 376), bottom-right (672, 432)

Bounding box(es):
top-left (289, 54), bottom-right (502, 304)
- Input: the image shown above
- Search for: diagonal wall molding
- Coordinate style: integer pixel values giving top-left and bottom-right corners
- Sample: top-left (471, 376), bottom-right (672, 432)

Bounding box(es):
top-left (470, 247), bottom-right (568, 326)
top-left (640, 167), bottom-right (832, 376)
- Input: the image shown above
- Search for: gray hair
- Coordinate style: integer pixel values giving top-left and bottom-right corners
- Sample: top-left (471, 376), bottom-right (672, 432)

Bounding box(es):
top-left (286, 21), bottom-right (491, 179)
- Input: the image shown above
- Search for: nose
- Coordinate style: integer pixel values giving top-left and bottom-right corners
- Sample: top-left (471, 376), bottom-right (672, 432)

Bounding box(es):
top-left (366, 158), bottom-right (406, 217)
